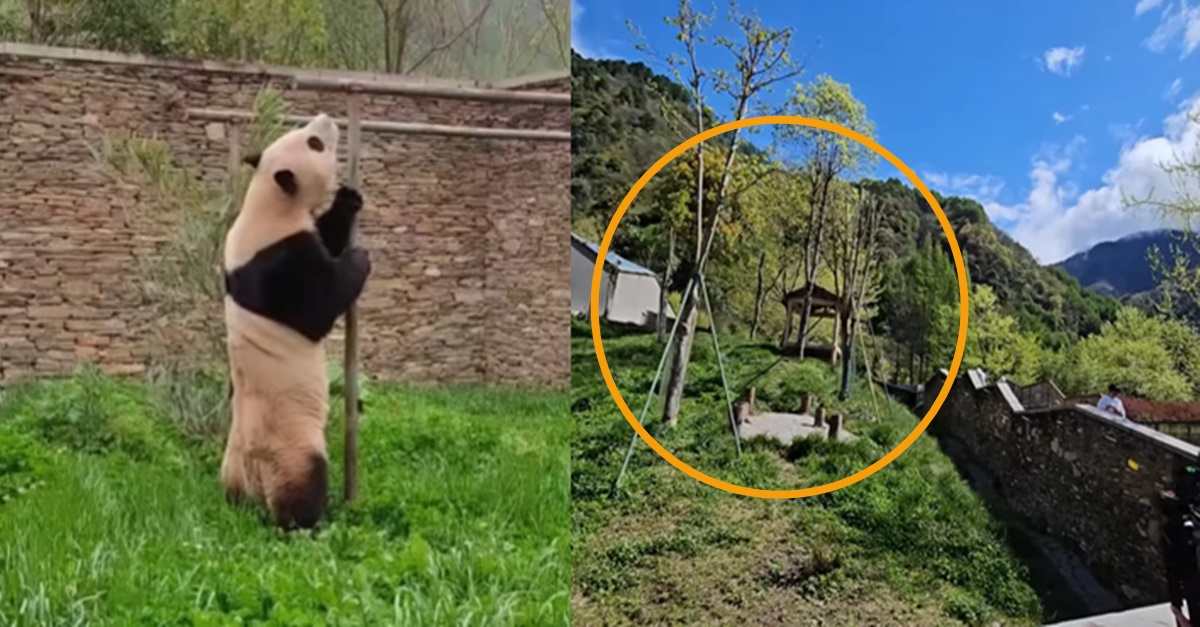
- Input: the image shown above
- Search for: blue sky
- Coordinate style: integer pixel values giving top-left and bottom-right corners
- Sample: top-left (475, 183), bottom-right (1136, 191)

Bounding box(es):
top-left (572, 0), bottom-right (1200, 264)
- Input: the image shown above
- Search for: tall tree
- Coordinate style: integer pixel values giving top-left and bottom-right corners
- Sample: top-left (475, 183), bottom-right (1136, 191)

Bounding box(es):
top-left (1126, 123), bottom-right (1200, 324)
top-left (654, 0), bottom-right (805, 426)
top-left (829, 183), bottom-right (884, 400)
top-left (736, 167), bottom-right (805, 340)
top-left (775, 76), bottom-right (875, 358)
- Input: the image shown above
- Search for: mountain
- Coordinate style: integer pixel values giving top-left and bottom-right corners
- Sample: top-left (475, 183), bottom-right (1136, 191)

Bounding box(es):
top-left (1054, 229), bottom-right (1198, 297)
top-left (854, 179), bottom-right (1119, 346)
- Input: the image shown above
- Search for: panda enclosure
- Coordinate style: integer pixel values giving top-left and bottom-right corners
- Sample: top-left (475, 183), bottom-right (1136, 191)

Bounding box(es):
top-left (0, 42), bottom-right (571, 389)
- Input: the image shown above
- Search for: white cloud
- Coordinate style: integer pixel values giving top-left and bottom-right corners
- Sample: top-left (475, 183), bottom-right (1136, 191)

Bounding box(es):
top-left (1042, 46), bottom-right (1086, 75)
top-left (1167, 77), bottom-right (1185, 99)
top-left (1137, 0), bottom-right (1165, 16)
top-left (922, 171), bottom-right (1006, 202)
top-left (571, 0), bottom-right (601, 59)
top-left (1052, 111), bottom-right (1072, 124)
top-left (988, 98), bottom-right (1200, 263)
top-left (1143, 0), bottom-right (1200, 58)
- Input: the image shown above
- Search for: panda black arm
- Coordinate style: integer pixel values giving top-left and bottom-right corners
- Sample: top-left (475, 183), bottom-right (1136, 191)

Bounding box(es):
top-left (227, 232), bottom-right (371, 342)
top-left (315, 186), bottom-right (363, 256)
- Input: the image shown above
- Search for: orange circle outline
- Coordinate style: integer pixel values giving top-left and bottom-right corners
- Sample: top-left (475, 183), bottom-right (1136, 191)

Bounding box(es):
top-left (589, 114), bottom-right (970, 499)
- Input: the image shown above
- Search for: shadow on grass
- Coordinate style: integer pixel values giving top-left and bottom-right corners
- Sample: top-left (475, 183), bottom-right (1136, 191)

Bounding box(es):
top-left (928, 432), bottom-right (1104, 624)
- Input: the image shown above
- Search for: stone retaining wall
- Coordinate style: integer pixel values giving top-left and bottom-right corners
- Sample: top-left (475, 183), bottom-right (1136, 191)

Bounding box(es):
top-left (0, 43), bottom-right (570, 388)
top-left (925, 369), bottom-right (1200, 606)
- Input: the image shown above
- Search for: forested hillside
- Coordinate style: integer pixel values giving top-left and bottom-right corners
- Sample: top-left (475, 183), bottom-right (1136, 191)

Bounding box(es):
top-left (570, 54), bottom-right (1120, 353)
top-left (0, 0), bottom-right (568, 81)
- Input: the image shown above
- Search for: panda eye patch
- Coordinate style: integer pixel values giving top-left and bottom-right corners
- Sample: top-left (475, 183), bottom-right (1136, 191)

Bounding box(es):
top-left (307, 136), bottom-right (325, 152)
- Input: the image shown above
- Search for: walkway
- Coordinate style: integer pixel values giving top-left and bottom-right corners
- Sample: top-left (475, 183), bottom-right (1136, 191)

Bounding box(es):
top-left (1044, 602), bottom-right (1175, 626)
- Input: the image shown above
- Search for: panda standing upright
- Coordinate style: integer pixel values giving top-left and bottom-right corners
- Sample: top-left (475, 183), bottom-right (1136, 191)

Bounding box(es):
top-left (220, 113), bottom-right (371, 530)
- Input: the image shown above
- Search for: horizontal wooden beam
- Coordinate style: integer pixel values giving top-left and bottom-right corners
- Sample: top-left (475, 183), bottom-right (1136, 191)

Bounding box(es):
top-left (184, 108), bottom-right (569, 142)
top-left (290, 76), bottom-right (570, 106)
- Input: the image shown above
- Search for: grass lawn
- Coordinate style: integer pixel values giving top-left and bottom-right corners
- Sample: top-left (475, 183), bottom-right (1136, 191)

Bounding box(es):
top-left (0, 367), bottom-right (570, 626)
top-left (571, 319), bottom-right (1043, 626)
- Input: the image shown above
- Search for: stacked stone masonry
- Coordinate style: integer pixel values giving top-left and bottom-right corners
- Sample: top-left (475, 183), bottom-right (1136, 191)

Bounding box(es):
top-left (0, 44), bottom-right (570, 388)
top-left (925, 370), bottom-right (1200, 608)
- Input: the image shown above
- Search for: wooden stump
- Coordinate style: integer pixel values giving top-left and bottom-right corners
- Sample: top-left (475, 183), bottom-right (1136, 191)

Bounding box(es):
top-left (800, 394), bottom-right (813, 414)
top-left (746, 387), bottom-right (756, 414)
top-left (734, 401), bottom-right (750, 425)
top-left (814, 406), bottom-right (825, 428)
top-left (828, 413), bottom-right (843, 440)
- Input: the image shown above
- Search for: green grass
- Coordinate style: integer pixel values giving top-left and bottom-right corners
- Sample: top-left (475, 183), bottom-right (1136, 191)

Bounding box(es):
top-left (0, 366), bottom-right (570, 626)
top-left (571, 318), bottom-right (1042, 626)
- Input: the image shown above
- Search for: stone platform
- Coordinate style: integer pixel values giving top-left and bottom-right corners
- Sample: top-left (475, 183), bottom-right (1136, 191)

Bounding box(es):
top-left (738, 412), bottom-right (857, 445)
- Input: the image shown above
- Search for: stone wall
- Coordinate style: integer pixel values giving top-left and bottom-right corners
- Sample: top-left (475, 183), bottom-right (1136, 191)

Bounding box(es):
top-left (925, 369), bottom-right (1200, 606)
top-left (0, 44), bottom-right (570, 388)
top-left (1010, 379), bottom-right (1066, 411)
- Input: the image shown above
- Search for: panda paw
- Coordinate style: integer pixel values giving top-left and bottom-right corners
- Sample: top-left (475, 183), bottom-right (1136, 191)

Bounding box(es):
top-left (333, 186), bottom-right (364, 214)
top-left (346, 246), bottom-right (372, 273)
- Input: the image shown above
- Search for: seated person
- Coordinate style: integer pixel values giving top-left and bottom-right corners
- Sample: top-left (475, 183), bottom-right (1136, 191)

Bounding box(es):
top-left (1097, 384), bottom-right (1127, 419)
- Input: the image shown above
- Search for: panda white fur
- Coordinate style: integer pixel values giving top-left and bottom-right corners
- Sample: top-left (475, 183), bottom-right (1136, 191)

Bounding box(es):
top-left (219, 113), bottom-right (371, 530)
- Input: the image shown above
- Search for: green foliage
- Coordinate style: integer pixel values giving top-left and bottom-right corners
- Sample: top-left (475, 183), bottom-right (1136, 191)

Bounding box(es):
top-left (961, 284), bottom-right (1045, 385)
top-left (571, 53), bottom-right (700, 243)
top-left (0, 364), bottom-right (182, 464)
top-left (92, 88), bottom-right (290, 435)
top-left (73, 0), bottom-right (176, 55)
top-left (0, 374), bottom-right (569, 625)
top-left (777, 75), bottom-right (876, 177)
top-left (1050, 307), bottom-right (1199, 400)
top-left (0, 0), bottom-right (567, 80)
top-left (875, 239), bottom-right (959, 383)
top-left (166, 0), bottom-right (329, 66)
top-left (571, 328), bottom-right (1042, 625)
top-left (325, 359), bottom-right (373, 407)
top-left (0, 2), bottom-right (19, 39)
top-left (0, 430), bottom-right (51, 506)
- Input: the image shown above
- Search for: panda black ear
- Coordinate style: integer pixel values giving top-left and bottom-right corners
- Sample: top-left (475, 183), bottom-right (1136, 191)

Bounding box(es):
top-left (242, 153), bottom-right (261, 169)
top-left (274, 169), bottom-right (298, 196)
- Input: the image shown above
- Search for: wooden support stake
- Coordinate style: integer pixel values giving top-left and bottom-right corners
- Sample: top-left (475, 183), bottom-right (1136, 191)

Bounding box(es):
top-left (226, 122), bottom-right (243, 198)
top-left (343, 89), bottom-right (362, 503)
top-left (226, 122), bottom-right (242, 179)
top-left (828, 413), bottom-right (843, 440)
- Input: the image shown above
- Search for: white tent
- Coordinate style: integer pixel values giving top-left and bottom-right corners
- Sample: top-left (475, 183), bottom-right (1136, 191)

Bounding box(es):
top-left (570, 233), bottom-right (674, 328)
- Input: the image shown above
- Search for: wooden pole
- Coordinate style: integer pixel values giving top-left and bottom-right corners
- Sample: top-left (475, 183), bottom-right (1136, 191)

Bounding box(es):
top-left (226, 122), bottom-right (242, 179)
top-left (343, 88), bottom-right (362, 503)
top-left (290, 76), bottom-right (570, 105)
top-left (185, 108), bottom-right (569, 142)
top-left (225, 122), bottom-right (243, 200)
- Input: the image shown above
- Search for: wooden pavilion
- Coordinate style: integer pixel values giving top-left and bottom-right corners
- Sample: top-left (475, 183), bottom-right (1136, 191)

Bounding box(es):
top-left (779, 283), bottom-right (847, 363)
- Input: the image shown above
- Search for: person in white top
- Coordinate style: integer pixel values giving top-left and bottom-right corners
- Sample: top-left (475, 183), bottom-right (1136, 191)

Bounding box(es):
top-left (1097, 384), bottom-right (1127, 419)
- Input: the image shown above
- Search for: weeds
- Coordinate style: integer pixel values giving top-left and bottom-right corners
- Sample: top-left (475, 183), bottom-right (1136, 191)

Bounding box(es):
top-left (90, 88), bottom-right (292, 436)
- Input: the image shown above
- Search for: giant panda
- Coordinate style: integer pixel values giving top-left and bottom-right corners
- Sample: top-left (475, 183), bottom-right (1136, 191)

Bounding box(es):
top-left (219, 112), bottom-right (372, 530)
